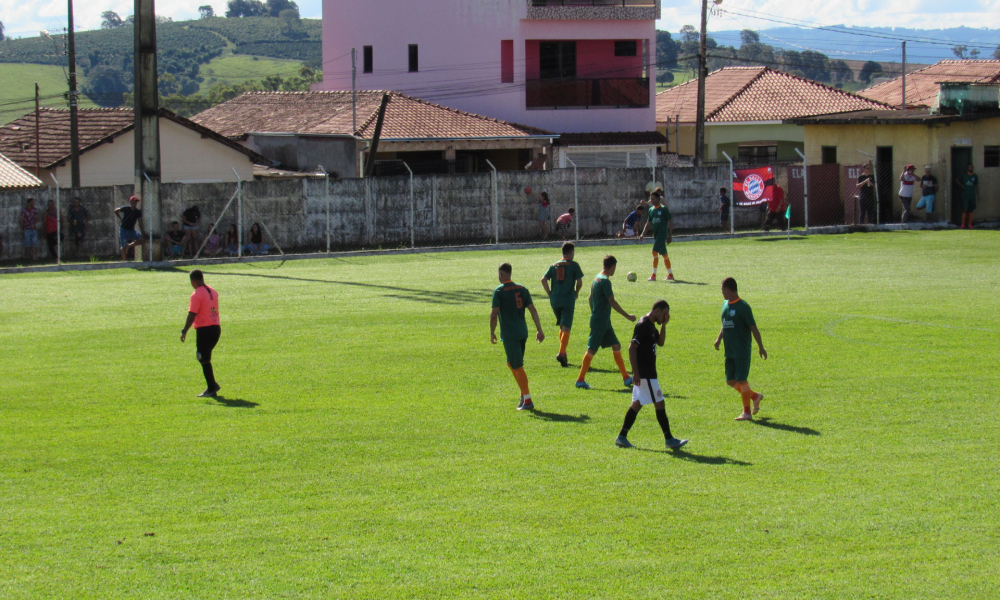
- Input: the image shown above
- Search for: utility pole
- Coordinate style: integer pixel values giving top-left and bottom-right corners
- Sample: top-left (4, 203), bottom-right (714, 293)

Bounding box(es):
top-left (901, 41), bottom-right (907, 109)
top-left (694, 0), bottom-right (709, 166)
top-left (351, 47), bottom-right (357, 134)
top-left (35, 84), bottom-right (42, 177)
top-left (67, 0), bottom-right (81, 188)
top-left (134, 0), bottom-right (162, 255)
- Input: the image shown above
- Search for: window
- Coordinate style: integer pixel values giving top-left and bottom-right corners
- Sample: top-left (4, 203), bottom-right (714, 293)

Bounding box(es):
top-left (539, 41), bottom-right (576, 79)
top-left (614, 41), bottom-right (637, 57)
top-left (363, 46), bottom-right (373, 73)
top-left (501, 40), bottom-right (514, 83)
top-left (985, 145), bottom-right (1000, 168)
top-left (738, 145), bottom-right (777, 166)
top-left (821, 146), bottom-right (838, 164)
top-left (408, 44), bottom-right (419, 73)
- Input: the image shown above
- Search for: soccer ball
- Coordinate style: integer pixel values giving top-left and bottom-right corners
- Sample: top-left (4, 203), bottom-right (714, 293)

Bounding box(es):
top-left (524, 186), bottom-right (532, 195)
top-left (627, 272), bottom-right (637, 282)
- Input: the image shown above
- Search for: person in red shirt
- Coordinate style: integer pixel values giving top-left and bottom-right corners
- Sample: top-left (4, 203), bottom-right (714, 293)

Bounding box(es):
top-left (180, 270), bottom-right (222, 398)
top-left (763, 183), bottom-right (786, 232)
top-left (43, 200), bottom-right (59, 259)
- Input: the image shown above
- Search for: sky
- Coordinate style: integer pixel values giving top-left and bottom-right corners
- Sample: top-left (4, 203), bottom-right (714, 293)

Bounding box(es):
top-left (3, 0), bottom-right (1000, 44)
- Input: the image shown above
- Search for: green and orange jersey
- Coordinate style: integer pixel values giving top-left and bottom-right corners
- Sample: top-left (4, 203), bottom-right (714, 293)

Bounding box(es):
top-left (543, 259), bottom-right (584, 308)
top-left (648, 204), bottom-right (672, 239)
top-left (721, 298), bottom-right (756, 359)
top-left (589, 273), bottom-right (614, 329)
top-left (492, 281), bottom-right (532, 341)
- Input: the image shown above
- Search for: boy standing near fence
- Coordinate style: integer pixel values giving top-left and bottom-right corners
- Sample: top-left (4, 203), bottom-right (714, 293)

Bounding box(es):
top-left (639, 192), bottom-right (674, 281)
top-left (541, 242), bottom-right (584, 367)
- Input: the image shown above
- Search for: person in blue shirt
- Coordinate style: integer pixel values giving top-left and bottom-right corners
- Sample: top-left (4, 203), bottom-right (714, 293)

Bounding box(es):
top-left (618, 204), bottom-right (645, 238)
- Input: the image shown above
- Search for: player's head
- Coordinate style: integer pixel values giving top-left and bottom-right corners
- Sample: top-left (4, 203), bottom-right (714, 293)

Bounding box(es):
top-left (602, 255), bottom-right (617, 275)
top-left (540, 192), bottom-right (549, 201)
top-left (190, 269), bottom-right (205, 289)
top-left (568, 207), bottom-right (575, 215)
top-left (924, 165), bottom-right (932, 174)
top-left (498, 262), bottom-right (512, 282)
top-left (129, 195), bottom-right (140, 207)
top-left (721, 277), bottom-right (738, 298)
top-left (72, 196), bottom-right (81, 205)
top-left (650, 299), bottom-right (670, 324)
top-left (635, 204), bottom-right (645, 213)
top-left (967, 163), bottom-right (974, 173)
top-left (171, 221), bottom-right (179, 230)
top-left (650, 192), bottom-right (661, 205)
top-left (720, 187), bottom-right (727, 194)
top-left (561, 242), bottom-right (575, 259)
top-left (26, 197), bottom-right (34, 207)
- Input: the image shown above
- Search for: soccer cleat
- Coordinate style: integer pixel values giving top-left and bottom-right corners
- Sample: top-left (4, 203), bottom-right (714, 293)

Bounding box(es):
top-left (615, 435), bottom-right (634, 448)
top-left (666, 274), bottom-right (676, 281)
top-left (623, 376), bottom-right (633, 386)
top-left (735, 412), bottom-right (753, 421)
top-left (518, 400), bottom-right (535, 411)
top-left (575, 380), bottom-right (592, 390)
top-left (752, 392), bottom-right (764, 415)
top-left (517, 397), bottom-right (524, 410)
top-left (197, 389), bottom-right (218, 398)
top-left (665, 438), bottom-right (689, 449)
top-left (556, 353), bottom-right (569, 368)
top-left (647, 275), bottom-right (657, 281)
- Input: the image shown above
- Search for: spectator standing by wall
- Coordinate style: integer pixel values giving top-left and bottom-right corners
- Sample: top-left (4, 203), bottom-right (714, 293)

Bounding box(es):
top-left (43, 200), bottom-right (59, 259)
top-left (719, 186), bottom-right (731, 231)
top-left (855, 163), bottom-right (876, 224)
top-left (20, 197), bottom-right (39, 261)
top-left (67, 197), bottom-right (90, 257)
top-left (114, 195), bottom-right (147, 261)
top-left (763, 183), bottom-right (786, 232)
top-left (537, 192), bottom-right (550, 239)
top-left (916, 166), bottom-right (938, 222)
top-left (182, 205), bottom-right (202, 257)
top-left (958, 163), bottom-right (978, 229)
top-left (898, 164), bottom-right (917, 223)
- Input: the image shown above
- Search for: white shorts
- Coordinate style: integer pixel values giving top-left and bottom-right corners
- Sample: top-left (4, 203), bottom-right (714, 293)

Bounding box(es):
top-left (624, 226), bottom-right (636, 237)
top-left (632, 378), bottom-right (664, 405)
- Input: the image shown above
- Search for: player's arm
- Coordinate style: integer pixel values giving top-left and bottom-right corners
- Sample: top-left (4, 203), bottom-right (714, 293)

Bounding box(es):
top-left (639, 220), bottom-right (650, 240)
top-left (527, 303), bottom-right (545, 343)
top-left (608, 295), bottom-right (636, 322)
top-left (657, 320), bottom-right (668, 347)
top-left (540, 277), bottom-right (552, 297)
top-left (750, 324), bottom-right (767, 359)
top-left (180, 311), bottom-right (197, 342)
top-left (714, 327), bottom-right (724, 350)
top-left (574, 277), bottom-right (583, 299)
top-left (113, 207), bottom-right (123, 220)
top-left (628, 339), bottom-right (641, 386)
top-left (667, 218), bottom-right (673, 244)
top-left (489, 307), bottom-right (500, 344)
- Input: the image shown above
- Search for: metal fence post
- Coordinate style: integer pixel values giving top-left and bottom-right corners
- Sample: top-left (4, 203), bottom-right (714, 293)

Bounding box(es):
top-left (485, 159), bottom-right (498, 244)
top-left (142, 171), bottom-right (154, 262)
top-left (49, 174), bottom-right (61, 264)
top-left (234, 168), bottom-right (243, 258)
top-left (722, 151), bottom-right (735, 234)
top-left (795, 148), bottom-right (809, 233)
top-left (565, 156), bottom-right (579, 241)
top-left (402, 161), bottom-right (415, 248)
top-left (318, 165), bottom-right (330, 253)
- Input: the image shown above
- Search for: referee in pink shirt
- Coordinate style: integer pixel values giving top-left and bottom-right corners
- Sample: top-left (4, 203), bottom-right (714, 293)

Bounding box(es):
top-left (180, 270), bottom-right (222, 398)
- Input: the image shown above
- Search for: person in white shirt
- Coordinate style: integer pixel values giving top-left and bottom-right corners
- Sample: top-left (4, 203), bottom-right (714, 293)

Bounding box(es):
top-left (898, 164), bottom-right (918, 223)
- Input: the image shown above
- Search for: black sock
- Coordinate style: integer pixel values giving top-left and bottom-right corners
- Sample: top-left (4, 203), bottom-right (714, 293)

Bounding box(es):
top-left (202, 361), bottom-right (217, 389)
top-left (655, 408), bottom-right (673, 439)
top-left (619, 408), bottom-right (638, 437)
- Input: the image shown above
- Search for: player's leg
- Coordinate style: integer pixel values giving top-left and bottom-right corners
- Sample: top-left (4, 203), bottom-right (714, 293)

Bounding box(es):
top-left (733, 356), bottom-right (760, 419)
top-left (504, 338), bottom-right (532, 408)
top-left (648, 248), bottom-right (658, 281)
top-left (615, 392), bottom-right (643, 448)
top-left (576, 334), bottom-right (598, 388)
top-left (196, 326), bottom-right (222, 397)
top-left (661, 251), bottom-right (674, 280)
top-left (651, 381), bottom-right (689, 448)
top-left (609, 338), bottom-right (631, 385)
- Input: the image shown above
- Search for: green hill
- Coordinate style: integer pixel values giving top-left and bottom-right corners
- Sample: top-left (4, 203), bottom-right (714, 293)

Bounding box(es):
top-left (0, 64), bottom-right (97, 126)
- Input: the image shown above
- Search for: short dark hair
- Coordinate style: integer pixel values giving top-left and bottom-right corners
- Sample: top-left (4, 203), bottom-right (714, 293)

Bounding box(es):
top-left (635, 204), bottom-right (644, 211)
top-left (498, 263), bottom-right (512, 275)
top-left (722, 277), bottom-right (738, 293)
top-left (171, 221), bottom-right (179, 225)
top-left (540, 192), bottom-right (549, 200)
top-left (720, 187), bottom-right (728, 193)
top-left (568, 207), bottom-right (575, 214)
top-left (26, 197), bottom-right (34, 203)
top-left (603, 255), bottom-right (617, 269)
top-left (652, 299), bottom-right (669, 311)
top-left (650, 191), bottom-right (661, 199)
top-left (190, 269), bottom-right (205, 282)
top-left (561, 242), bottom-right (575, 256)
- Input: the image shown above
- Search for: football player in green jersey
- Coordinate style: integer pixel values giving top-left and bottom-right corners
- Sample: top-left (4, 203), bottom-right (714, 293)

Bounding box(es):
top-left (541, 242), bottom-right (585, 367)
top-left (713, 277), bottom-right (768, 420)
top-left (491, 263), bottom-right (545, 410)
top-left (576, 255), bottom-right (636, 389)
top-left (639, 191), bottom-right (674, 281)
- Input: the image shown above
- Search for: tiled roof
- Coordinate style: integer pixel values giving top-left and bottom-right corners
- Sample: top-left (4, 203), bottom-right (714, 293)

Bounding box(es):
top-left (656, 66), bottom-right (891, 123)
top-left (859, 60), bottom-right (1000, 108)
top-left (786, 108), bottom-right (1000, 125)
top-left (555, 131), bottom-right (666, 146)
top-left (0, 107), bottom-right (267, 170)
top-left (192, 91), bottom-right (554, 140)
top-left (0, 151), bottom-right (42, 189)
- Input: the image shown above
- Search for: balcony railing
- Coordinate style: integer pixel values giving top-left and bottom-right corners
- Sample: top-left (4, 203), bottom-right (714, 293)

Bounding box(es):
top-left (530, 0), bottom-right (657, 6)
top-left (526, 78), bottom-right (650, 109)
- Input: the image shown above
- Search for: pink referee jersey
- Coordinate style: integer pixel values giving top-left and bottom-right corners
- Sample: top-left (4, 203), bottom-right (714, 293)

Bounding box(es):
top-left (189, 285), bottom-right (220, 329)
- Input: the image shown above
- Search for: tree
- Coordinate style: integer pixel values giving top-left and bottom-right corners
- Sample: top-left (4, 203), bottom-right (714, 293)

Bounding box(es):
top-left (799, 50), bottom-right (830, 81)
top-left (952, 45), bottom-right (968, 59)
top-left (858, 60), bottom-right (882, 84)
top-left (266, 0), bottom-right (298, 17)
top-left (970, 48), bottom-right (981, 59)
top-left (279, 8), bottom-right (306, 38)
top-left (830, 59), bottom-right (854, 84)
top-left (101, 10), bottom-right (123, 29)
top-left (656, 71), bottom-right (674, 84)
top-left (994, 45), bottom-right (1000, 60)
top-left (655, 30), bottom-right (678, 70)
top-left (198, 5), bottom-right (215, 18)
top-left (0, 21), bottom-right (5, 42)
top-left (226, 0), bottom-right (266, 17)
top-left (83, 65), bottom-right (128, 107)
top-left (739, 29), bottom-right (759, 46)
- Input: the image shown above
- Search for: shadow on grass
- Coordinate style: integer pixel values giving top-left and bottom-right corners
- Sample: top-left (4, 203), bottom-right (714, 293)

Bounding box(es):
top-left (751, 417), bottom-right (820, 435)
top-left (755, 236), bottom-right (808, 242)
top-left (529, 410), bottom-right (591, 423)
top-left (198, 271), bottom-right (488, 305)
top-left (213, 395), bottom-right (259, 408)
top-left (668, 279), bottom-right (708, 286)
top-left (635, 446), bottom-right (752, 466)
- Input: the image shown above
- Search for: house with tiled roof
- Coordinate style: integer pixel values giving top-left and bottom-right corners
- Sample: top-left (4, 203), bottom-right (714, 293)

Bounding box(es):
top-left (859, 60), bottom-right (1000, 109)
top-left (0, 107), bottom-right (267, 188)
top-left (192, 90), bottom-right (557, 177)
top-left (656, 66), bottom-right (891, 163)
top-left (0, 151), bottom-right (42, 190)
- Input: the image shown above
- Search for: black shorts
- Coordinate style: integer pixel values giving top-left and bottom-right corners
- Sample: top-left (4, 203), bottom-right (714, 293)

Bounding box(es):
top-left (196, 325), bottom-right (221, 362)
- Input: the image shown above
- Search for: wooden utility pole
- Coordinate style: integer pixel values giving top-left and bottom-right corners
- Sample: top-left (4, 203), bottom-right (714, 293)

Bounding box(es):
top-left (35, 84), bottom-right (42, 176)
top-left (134, 0), bottom-right (162, 254)
top-left (901, 41), bottom-right (907, 109)
top-left (67, 0), bottom-right (81, 188)
top-left (694, 0), bottom-right (709, 166)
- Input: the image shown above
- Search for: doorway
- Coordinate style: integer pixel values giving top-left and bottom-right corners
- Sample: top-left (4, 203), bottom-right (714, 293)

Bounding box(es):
top-left (951, 146), bottom-right (973, 224)
top-left (875, 146), bottom-right (894, 223)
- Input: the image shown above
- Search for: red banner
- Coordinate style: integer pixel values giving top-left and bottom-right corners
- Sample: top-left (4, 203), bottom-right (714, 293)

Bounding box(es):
top-left (732, 166), bottom-right (775, 206)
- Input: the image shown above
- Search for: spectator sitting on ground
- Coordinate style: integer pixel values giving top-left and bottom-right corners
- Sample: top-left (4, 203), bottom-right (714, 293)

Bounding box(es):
top-left (555, 208), bottom-right (575, 239)
top-left (43, 200), bottom-right (59, 259)
top-left (245, 223), bottom-right (270, 255)
top-left (166, 222), bottom-right (185, 258)
top-left (763, 183), bottom-right (787, 232)
top-left (204, 229), bottom-right (224, 256)
top-left (21, 197), bottom-right (39, 261)
top-left (67, 197), bottom-right (90, 257)
top-left (181, 205), bottom-right (201, 257)
top-left (225, 224), bottom-right (240, 256)
top-left (618, 204), bottom-right (645, 238)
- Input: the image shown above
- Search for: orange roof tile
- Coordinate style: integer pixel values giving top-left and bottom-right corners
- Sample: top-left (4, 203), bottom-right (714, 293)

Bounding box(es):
top-left (656, 66), bottom-right (890, 124)
top-left (859, 60), bottom-right (1000, 108)
top-left (191, 91), bottom-right (554, 140)
top-left (0, 151), bottom-right (42, 189)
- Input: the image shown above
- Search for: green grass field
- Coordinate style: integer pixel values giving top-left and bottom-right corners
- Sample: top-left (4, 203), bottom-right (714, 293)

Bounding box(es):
top-left (0, 63), bottom-right (96, 125)
top-left (198, 54), bottom-right (307, 91)
top-left (2, 231), bottom-right (998, 599)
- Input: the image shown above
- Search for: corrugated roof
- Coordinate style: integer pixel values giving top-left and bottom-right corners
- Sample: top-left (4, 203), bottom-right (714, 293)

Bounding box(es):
top-left (191, 91), bottom-right (554, 140)
top-left (859, 60), bottom-right (1000, 108)
top-left (656, 66), bottom-right (890, 123)
top-left (0, 107), bottom-right (267, 170)
top-left (0, 151), bottom-right (43, 189)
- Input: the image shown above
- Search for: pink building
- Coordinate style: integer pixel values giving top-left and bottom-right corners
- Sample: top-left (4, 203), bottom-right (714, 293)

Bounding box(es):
top-left (318, 0), bottom-right (663, 168)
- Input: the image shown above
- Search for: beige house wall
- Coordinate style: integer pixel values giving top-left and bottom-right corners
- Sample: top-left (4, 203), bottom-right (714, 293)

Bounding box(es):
top-left (51, 119), bottom-right (256, 188)
top-left (656, 122), bottom-right (804, 161)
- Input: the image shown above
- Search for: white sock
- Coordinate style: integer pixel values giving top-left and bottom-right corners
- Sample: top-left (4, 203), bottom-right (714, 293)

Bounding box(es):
top-left (667, 268), bottom-right (673, 275)
top-left (652, 267), bottom-right (658, 275)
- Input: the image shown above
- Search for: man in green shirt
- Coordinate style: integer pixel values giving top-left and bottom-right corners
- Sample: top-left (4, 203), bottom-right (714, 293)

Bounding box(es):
top-left (714, 277), bottom-right (768, 421)
top-left (576, 255), bottom-right (636, 389)
top-left (541, 242), bottom-right (585, 368)
top-left (639, 191), bottom-right (675, 281)
top-left (491, 263), bottom-right (545, 411)
top-left (958, 163), bottom-right (979, 229)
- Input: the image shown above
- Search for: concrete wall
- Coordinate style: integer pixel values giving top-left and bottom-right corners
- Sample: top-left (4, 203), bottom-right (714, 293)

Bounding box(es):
top-left (249, 135), bottom-right (358, 177)
top-left (0, 166), bottom-right (734, 261)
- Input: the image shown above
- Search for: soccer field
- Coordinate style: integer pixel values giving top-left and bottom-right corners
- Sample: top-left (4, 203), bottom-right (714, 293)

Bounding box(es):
top-left (2, 231), bottom-right (998, 599)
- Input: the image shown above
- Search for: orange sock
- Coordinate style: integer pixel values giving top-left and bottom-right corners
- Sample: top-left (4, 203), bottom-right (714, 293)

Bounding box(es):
top-left (510, 366), bottom-right (530, 397)
top-left (578, 352), bottom-right (594, 382)
top-left (738, 383), bottom-right (758, 413)
top-left (663, 255), bottom-right (672, 270)
top-left (558, 330), bottom-right (570, 356)
top-left (613, 350), bottom-right (629, 379)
